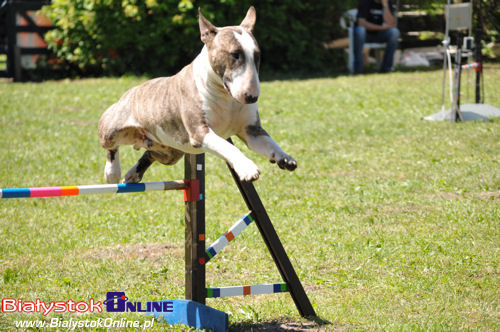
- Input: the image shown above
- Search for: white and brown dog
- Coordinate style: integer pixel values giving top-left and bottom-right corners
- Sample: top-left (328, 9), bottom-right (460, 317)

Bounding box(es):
top-left (98, 7), bottom-right (297, 184)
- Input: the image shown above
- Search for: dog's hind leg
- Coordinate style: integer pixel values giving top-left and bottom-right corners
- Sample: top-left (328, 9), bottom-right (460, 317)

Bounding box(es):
top-left (104, 149), bottom-right (121, 184)
top-left (99, 121), bottom-right (153, 183)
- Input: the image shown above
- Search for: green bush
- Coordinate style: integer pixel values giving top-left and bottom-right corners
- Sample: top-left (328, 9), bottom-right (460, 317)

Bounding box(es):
top-left (42, 0), bottom-right (355, 76)
top-left (42, 0), bottom-right (199, 75)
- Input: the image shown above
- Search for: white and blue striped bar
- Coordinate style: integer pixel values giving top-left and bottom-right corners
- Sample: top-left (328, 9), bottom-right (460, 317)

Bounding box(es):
top-left (0, 181), bottom-right (186, 199)
top-left (206, 283), bottom-right (287, 298)
top-left (204, 212), bottom-right (253, 262)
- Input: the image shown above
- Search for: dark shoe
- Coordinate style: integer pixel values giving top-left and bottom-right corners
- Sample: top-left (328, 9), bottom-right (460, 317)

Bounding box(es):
top-left (379, 67), bottom-right (395, 73)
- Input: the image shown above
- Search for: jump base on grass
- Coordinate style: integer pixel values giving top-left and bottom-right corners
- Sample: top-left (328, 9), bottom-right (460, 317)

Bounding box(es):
top-left (147, 300), bottom-right (228, 332)
top-left (424, 103), bottom-right (500, 122)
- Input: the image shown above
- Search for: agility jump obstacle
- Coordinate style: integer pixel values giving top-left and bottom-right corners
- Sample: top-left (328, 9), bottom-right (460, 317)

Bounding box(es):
top-left (1, 139), bottom-right (316, 330)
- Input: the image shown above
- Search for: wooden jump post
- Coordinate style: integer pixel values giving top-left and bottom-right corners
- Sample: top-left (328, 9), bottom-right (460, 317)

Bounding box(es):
top-left (1, 149), bottom-right (316, 328)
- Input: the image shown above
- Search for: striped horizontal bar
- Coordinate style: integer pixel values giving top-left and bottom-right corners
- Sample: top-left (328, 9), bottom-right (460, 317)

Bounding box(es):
top-left (206, 283), bottom-right (287, 298)
top-left (202, 212), bottom-right (253, 264)
top-left (0, 181), bottom-right (186, 199)
top-left (461, 62), bottom-right (480, 70)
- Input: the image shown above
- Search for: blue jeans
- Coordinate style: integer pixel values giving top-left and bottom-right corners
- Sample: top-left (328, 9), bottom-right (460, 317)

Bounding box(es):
top-left (353, 26), bottom-right (400, 72)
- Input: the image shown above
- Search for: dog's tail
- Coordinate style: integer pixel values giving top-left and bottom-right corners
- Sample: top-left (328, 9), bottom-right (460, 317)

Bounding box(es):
top-left (104, 148), bottom-right (121, 183)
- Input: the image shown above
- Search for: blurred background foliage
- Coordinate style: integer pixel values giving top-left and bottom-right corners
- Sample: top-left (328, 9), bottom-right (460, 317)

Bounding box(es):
top-left (40, 0), bottom-right (499, 76)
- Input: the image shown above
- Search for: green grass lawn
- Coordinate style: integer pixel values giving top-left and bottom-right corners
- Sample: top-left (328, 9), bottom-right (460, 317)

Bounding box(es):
top-left (0, 65), bottom-right (499, 331)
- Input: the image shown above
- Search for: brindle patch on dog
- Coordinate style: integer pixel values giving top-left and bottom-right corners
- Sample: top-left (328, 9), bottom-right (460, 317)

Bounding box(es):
top-left (246, 124), bottom-right (269, 137)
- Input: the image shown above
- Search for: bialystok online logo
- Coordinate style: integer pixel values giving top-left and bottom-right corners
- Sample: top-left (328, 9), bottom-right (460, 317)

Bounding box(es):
top-left (2, 299), bottom-right (102, 316)
top-left (2, 292), bottom-right (172, 315)
top-left (104, 292), bottom-right (173, 313)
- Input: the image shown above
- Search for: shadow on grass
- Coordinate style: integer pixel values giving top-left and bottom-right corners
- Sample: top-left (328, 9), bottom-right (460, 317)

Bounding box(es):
top-left (229, 316), bottom-right (332, 331)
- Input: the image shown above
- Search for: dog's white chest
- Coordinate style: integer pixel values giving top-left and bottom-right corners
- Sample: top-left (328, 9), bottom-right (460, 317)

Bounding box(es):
top-left (203, 101), bottom-right (255, 139)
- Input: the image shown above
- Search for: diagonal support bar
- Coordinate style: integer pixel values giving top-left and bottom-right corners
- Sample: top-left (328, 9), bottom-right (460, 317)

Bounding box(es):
top-left (226, 139), bottom-right (316, 318)
top-left (200, 212), bottom-right (253, 265)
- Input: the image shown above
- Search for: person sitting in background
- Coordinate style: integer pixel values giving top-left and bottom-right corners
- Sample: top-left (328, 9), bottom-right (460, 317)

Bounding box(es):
top-left (354, 0), bottom-right (400, 73)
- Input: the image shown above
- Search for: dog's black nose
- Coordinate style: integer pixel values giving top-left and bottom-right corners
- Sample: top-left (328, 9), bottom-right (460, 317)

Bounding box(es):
top-left (245, 94), bottom-right (258, 104)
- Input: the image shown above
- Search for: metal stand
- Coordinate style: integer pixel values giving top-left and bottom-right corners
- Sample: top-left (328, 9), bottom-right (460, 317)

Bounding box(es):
top-left (423, 0), bottom-right (500, 122)
top-left (451, 32), bottom-right (464, 122)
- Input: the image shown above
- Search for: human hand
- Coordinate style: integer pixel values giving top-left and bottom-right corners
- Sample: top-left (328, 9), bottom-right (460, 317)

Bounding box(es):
top-left (381, 0), bottom-right (389, 5)
top-left (382, 22), bottom-right (395, 29)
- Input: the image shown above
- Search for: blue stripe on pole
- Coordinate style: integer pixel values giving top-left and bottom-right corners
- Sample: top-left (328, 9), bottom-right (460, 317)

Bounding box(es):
top-left (1, 188), bottom-right (31, 198)
top-left (207, 247), bottom-right (217, 258)
top-left (273, 283), bottom-right (283, 293)
top-left (269, 283), bottom-right (287, 293)
top-left (243, 214), bottom-right (253, 225)
top-left (117, 183), bottom-right (145, 193)
top-left (207, 288), bottom-right (221, 298)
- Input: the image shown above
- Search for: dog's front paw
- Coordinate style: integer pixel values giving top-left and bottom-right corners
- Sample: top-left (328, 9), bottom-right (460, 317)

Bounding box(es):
top-left (234, 159), bottom-right (261, 182)
top-left (123, 167), bottom-right (143, 183)
top-left (275, 155), bottom-right (297, 171)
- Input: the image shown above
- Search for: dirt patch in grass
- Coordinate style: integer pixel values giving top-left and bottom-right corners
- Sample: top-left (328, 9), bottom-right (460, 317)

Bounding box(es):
top-left (0, 257), bottom-right (28, 270)
top-left (82, 243), bottom-right (183, 262)
top-left (475, 191), bottom-right (500, 202)
top-left (321, 169), bottom-right (408, 181)
top-left (430, 191), bottom-right (500, 202)
top-left (231, 319), bottom-right (340, 331)
top-left (367, 204), bottom-right (425, 216)
top-left (427, 192), bottom-right (465, 200)
top-left (304, 284), bottom-right (323, 294)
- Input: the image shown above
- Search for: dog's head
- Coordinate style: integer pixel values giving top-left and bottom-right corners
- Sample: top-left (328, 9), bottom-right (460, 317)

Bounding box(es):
top-left (199, 7), bottom-right (260, 104)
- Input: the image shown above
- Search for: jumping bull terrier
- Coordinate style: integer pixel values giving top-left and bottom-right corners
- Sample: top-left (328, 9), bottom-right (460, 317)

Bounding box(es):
top-left (98, 7), bottom-right (297, 184)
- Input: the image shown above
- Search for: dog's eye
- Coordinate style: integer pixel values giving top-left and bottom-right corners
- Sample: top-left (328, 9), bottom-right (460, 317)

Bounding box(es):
top-left (230, 52), bottom-right (241, 61)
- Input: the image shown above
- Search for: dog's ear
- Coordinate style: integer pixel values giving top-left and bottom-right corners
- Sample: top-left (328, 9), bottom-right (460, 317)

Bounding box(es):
top-left (240, 6), bottom-right (256, 32)
top-left (199, 8), bottom-right (218, 44)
